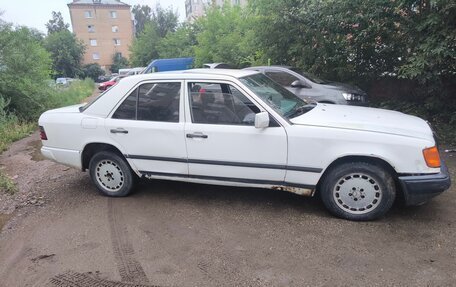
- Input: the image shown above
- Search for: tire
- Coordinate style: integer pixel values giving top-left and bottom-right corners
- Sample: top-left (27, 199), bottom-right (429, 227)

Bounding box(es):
top-left (89, 151), bottom-right (135, 197)
top-left (320, 162), bottom-right (396, 221)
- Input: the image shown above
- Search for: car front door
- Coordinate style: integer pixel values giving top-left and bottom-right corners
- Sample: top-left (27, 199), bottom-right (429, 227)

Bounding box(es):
top-left (105, 80), bottom-right (188, 176)
top-left (184, 80), bottom-right (287, 184)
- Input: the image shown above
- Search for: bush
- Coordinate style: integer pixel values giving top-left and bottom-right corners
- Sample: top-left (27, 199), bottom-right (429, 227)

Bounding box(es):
top-left (82, 63), bottom-right (104, 81)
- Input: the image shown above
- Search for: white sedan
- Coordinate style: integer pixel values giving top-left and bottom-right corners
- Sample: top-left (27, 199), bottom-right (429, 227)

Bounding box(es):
top-left (38, 69), bottom-right (451, 221)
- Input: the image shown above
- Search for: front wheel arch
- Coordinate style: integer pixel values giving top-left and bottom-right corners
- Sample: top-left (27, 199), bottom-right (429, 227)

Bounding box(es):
top-left (317, 155), bottom-right (399, 196)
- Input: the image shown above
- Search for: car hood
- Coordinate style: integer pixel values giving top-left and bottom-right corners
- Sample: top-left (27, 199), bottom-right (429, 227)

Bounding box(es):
top-left (290, 104), bottom-right (433, 140)
top-left (321, 81), bottom-right (366, 95)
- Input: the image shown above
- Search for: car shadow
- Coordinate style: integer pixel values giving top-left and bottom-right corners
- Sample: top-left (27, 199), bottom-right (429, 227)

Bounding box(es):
top-left (132, 178), bottom-right (331, 218)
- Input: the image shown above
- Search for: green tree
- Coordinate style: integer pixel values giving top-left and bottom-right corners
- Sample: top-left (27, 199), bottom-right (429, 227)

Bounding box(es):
top-left (132, 5), bottom-right (152, 36)
top-left (151, 4), bottom-right (178, 38)
top-left (82, 63), bottom-right (105, 81)
top-left (398, 0), bottom-right (456, 83)
top-left (110, 53), bottom-right (129, 73)
top-left (45, 11), bottom-right (70, 34)
top-left (129, 22), bottom-right (161, 66)
top-left (0, 24), bottom-right (53, 119)
top-left (194, 4), bottom-right (258, 67)
top-left (44, 30), bottom-right (85, 78)
top-left (157, 23), bottom-right (198, 58)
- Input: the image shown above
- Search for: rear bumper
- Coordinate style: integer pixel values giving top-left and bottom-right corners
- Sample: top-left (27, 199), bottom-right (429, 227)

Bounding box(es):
top-left (41, 146), bottom-right (81, 169)
top-left (398, 162), bottom-right (451, 206)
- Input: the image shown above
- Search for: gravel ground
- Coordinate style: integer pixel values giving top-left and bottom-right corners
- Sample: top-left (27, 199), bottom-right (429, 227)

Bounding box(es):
top-left (0, 129), bottom-right (454, 286)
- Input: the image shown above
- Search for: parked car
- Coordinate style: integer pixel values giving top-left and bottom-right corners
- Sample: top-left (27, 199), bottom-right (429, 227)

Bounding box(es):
top-left (55, 77), bottom-right (74, 87)
top-left (98, 76), bottom-right (119, 91)
top-left (203, 63), bottom-right (232, 69)
top-left (39, 69), bottom-right (450, 221)
top-left (142, 57), bottom-right (194, 74)
top-left (97, 75), bottom-right (110, 83)
top-left (125, 67), bottom-right (145, 77)
top-left (244, 66), bottom-right (368, 106)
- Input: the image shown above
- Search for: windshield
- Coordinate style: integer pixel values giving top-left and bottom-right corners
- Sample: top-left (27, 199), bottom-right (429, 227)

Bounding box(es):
top-left (240, 73), bottom-right (315, 119)
top-left (290, 68), bottom-right (329, 84)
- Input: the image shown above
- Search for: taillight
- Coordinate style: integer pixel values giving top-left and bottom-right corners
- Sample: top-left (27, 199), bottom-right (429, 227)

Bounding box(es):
top-left (39, 126), bottom-right (47, 140)
top-left (423, 146), bottom-right (441, 168)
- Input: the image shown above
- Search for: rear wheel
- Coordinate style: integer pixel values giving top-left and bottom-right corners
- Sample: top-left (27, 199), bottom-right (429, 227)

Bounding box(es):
top-left (89, 151), bottom-right (135, 197)
top-left (320, 162), bottom-right (395, 221)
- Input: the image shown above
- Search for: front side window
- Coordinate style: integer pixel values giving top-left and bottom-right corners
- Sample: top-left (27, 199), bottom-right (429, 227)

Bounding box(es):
top-left (112, 25), bottom-right (119, 32)
top-left (265, 71), bottom-right (299, 86)
top-left (112, 82), bottom-right (181, 122)
top-left (92, 52), bottom-right (100, 60)
top-left (88, 25), bottom-right (95, 33)
top-left (110, 11), bottom-right (117, 18)
top-left (113, 39), bottom-right (121, 46)
top-left (240, 73), bottom-right (315, 119)
top-left (84, 11), bottom-right (93, 18)
top-left (90, 39), bottom-right (97, 46)
top-left (189, 82), bottom-right (260, 125)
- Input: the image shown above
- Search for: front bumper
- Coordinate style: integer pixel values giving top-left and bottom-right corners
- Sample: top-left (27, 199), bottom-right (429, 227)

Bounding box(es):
top-left (398, 162), bottom-right (451, 206)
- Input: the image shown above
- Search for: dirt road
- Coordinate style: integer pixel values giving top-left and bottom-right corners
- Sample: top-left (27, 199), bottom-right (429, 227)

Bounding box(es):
top-left (0, 131), bottom-right (455, 286)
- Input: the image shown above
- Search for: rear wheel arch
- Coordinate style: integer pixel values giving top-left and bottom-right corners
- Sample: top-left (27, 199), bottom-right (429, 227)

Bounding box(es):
top-left (81, 143), bottom-right (126, 172)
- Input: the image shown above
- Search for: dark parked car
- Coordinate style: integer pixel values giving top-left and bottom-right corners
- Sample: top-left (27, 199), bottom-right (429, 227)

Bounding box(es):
top-left (244, 66), bottom-right (368, 106)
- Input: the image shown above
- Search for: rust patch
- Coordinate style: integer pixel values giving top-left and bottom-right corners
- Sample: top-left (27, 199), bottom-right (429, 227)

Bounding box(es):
top-left (272, 186), bottom-right (314, 196)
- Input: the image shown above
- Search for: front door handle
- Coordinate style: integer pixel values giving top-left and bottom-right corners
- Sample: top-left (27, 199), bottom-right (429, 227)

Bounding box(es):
top-left (186, 133), bottom-right (208, 139)
top-left (110, 128), bottom-right (128, 134)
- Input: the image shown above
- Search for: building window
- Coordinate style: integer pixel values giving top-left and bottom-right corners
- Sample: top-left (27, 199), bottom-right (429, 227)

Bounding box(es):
top-left (92, 53), bottom-right (100, 60)
top-left (112, 25), bottom-right (119, 33)
top-left (113, 39), bottom-right (121, 46)
top-left (84, 11), bottom-right (93, 18)
top-left (110, 11), bottom-right (117, 18)
top-left (88, 25), bottom-right (95, 33)
top-left (90, 39), bottom-right (97, 46)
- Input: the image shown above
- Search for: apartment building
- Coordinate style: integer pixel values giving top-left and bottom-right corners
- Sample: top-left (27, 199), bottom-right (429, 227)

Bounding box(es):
top-left (185, 0), bottom-right (248, 22)
top-left (68, 0), bottom-right (133, 71)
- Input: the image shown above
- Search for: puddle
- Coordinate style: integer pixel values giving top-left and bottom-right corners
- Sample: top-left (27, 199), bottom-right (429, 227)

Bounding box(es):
top-left (0, 213), bottom-right (11, 231)
top-left (28, 140), bottom-right (45, 161)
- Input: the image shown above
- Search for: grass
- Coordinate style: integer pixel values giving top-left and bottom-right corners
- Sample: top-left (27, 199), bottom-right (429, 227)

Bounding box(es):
top-left (0, 79), bottom-right (95, 195)
top-left (0, 172), bottom-right (18, 195)
top-left (50, 78), bottom-right (95, 107)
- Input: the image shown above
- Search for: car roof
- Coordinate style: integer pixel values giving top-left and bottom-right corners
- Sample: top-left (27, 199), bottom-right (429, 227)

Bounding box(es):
top-left (244, 66), bottom-right (293, 70)
top-left (132, 68), bottom-right (258, 80)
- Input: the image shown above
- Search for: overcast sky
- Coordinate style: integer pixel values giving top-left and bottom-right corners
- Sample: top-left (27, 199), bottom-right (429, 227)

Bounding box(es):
top-left (0, 0), bottom-right (186, 33)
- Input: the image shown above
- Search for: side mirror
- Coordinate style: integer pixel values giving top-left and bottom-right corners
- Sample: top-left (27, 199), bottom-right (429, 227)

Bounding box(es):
top-left (291, 80), bottom-right (307, 88)
top-left (255, 112), bottom-right (269, 129)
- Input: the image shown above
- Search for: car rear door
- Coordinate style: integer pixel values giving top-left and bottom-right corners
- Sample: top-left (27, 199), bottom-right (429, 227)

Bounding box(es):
top-left (104, 80), bottom-right (188, 176)
top-left (183, 80), bottom-right (287, 184)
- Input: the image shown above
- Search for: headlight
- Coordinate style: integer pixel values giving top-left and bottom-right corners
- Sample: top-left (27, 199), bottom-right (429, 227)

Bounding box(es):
top-left (342, 93), bottom-right (364, 101)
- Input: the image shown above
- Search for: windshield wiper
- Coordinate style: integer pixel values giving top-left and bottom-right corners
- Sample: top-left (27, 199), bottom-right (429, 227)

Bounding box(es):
top-left (286, 103), bottom-right (316, 118)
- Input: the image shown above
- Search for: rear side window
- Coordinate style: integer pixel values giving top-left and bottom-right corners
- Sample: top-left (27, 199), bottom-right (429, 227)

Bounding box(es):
top-left (137, 83), bottom-right (180, 122)
top-left (112, 92), bottom-right (136, 120)
top-left (112, 82), bottom-right (181, 122)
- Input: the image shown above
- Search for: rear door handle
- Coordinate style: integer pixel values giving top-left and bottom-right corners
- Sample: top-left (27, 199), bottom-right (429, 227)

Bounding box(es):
top-left (110, 128), bottom-right (128, 134)
top-left (186, 133), bottom-right (208, 139)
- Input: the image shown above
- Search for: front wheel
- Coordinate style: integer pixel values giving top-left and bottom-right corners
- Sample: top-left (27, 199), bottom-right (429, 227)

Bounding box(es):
top-left (320, 162), bottom-right (396, 221)
top-left (89, 151), bottom-right (135, 197)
